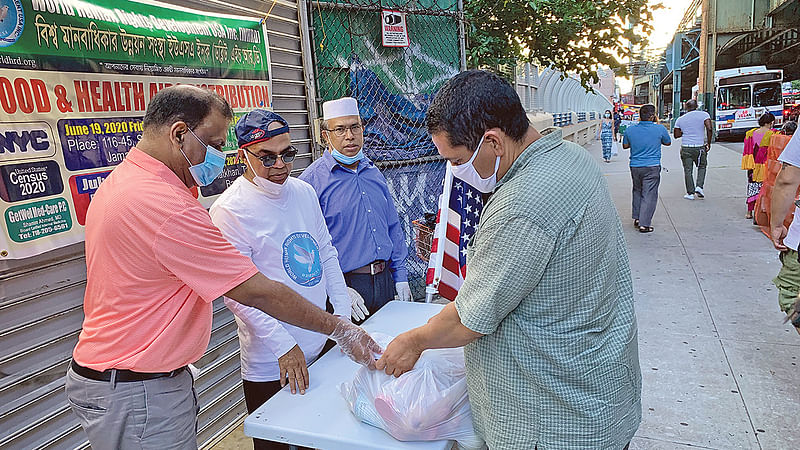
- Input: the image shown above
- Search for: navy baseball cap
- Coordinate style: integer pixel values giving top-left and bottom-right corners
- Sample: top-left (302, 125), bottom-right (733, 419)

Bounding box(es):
top-left (235, 110), bottom-right (290, 148)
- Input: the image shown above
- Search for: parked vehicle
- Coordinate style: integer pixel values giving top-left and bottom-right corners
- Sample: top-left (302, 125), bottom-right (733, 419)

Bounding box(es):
top-left (715, 66), bottom-right (784, 138)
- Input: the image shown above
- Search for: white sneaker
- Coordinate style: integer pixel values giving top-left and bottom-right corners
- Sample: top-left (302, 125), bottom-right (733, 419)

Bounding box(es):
top-left (695, 187), bottom-right (704, 198)
top-left (684, 194), bottom-right (695, 200)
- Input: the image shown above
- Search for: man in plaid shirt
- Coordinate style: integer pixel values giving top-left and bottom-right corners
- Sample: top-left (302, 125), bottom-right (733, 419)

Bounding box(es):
top-left (377, 70), bottom-right (642, 449)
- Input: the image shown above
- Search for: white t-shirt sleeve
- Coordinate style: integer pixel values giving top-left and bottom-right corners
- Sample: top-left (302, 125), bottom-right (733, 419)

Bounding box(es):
top-left (674, 115), bottom-right (683, 130)
top-left (778, 133), bottom-right (800, 168)
top-left (304, 183), bottom-right (350, 316)
top-left (223, 297), bottom-right (298, 358)
top-left (209, 203), bottom-right (254, 259)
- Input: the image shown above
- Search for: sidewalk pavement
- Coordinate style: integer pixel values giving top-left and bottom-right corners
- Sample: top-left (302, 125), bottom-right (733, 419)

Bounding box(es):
top-left (596, 136), bottom-right (800, 449)
top-left (214, 136), bottom-right (800, 450)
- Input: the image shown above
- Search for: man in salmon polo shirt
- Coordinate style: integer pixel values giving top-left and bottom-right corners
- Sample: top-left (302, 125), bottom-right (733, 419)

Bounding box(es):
top-left (65, 85), bottom-right (381, 450)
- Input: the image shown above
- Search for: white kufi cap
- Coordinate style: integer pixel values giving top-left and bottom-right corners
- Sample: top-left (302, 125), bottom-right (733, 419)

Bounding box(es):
top-left (323, 97), bottom-right (360, 121)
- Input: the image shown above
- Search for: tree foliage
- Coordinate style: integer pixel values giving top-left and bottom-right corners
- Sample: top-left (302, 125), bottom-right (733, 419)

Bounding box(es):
top-left (465, 0), bottom-right (658, 87)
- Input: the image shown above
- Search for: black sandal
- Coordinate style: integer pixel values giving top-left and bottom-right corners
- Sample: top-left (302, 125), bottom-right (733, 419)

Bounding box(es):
top-left (638, 226), bottom-right (654, 233)
top-left (633, 219), bottom-right (639, 228)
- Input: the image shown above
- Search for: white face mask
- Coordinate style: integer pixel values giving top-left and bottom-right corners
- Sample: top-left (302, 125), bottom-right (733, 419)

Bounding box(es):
top-left (244, 152), bottom-right (285, 198)
top-left (449, 135), bottom-right (500, 193)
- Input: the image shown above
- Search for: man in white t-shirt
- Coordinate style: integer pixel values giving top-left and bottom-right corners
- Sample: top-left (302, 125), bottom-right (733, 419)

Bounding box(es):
top-left (769, 130), bottom-right (800, 332)
top-left (674, 99), bottom-right (713, 200)
top-left (209, 110), bottom-right (371, 450)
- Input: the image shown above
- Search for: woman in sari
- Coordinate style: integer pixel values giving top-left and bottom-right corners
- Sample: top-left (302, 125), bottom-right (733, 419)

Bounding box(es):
top-left (742, 112), bottom-right (776, 219)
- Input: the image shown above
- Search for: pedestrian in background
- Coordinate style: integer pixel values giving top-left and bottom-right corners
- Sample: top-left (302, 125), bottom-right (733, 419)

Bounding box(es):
top-left (601, 109), bottom-right (614, 163)
top-left (781, 120), bottom-right (797, 136)
top-left (674, 99), bottom-right (713, 200)
top-left (623, 104), bottom-right (672, 233)
top-left (742, 112), bottom-right (776, 219)
top-left (768, 130), bottom-right (800, 331)
top-left (614, 108), bottom-right (622, 142)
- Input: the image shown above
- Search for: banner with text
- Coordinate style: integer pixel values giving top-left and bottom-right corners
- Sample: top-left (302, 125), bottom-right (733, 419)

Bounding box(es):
top-left (0, 0), bottom-right (272, 259)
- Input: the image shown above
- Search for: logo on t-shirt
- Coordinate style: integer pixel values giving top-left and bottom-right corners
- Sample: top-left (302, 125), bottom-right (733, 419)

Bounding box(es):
top-left (282, 232), bottom-right (322, 287)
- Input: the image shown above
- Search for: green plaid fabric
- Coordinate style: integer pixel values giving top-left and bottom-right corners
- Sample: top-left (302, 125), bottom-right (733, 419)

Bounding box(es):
top-left (455, 130), bottom-right (642, 449)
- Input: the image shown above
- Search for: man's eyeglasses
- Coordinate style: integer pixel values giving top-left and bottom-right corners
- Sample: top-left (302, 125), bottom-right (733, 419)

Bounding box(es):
top-left (325, 124), bottom-right (363, 137)
top-left (245, 146), bottom-right (298, 167)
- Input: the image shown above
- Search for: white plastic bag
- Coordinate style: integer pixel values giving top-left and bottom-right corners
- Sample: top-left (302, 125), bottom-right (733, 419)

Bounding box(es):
top-left (339, 334), bottom-right (484, 449)
top-left (611, 140), bottom-right (620, 157)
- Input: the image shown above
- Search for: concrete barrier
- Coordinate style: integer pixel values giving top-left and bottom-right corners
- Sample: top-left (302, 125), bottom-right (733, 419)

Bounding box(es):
top-left (527, 112), bottom-right (601, 148)
top-left (527, 112), bottom-right (554, 131)
top-left (561, 119), bottom-right (601, 147)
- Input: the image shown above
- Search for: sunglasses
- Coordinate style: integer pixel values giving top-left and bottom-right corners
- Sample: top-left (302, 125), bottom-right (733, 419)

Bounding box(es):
top-left (245, 146), bottom-right (298, 167)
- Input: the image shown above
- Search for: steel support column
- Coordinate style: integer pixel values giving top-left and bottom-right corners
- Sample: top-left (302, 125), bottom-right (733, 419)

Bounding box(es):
top-left (698, 0), bottom-right (717, 120)
top-left (653, 73), bottom-right (663, 117)
top-left (672, 33), bottom-right (683, 130)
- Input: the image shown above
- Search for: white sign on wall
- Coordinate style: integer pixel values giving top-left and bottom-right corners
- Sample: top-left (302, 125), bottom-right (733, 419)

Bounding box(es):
top-left (381, 10), bottom-right (409, 48)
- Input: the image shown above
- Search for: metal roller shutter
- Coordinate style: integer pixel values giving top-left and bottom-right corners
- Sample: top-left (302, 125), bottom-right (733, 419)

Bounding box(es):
top-left (0, 243), bottom-right (89, 450)
top-left (0, 1), bottom-right (317, 448)
top-left (178, 0), bottom-right (319, 170)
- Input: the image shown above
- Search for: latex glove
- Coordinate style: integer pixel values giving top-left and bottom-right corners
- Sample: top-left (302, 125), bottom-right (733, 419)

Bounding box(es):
top-left (277, 344), bottom-right (309, 395)
top-left (349, 287), bottom-right (370, 322)
top-left (395, 281), bottom-right (412, 302)
top-left (329, 318), bottom-right (383, 369)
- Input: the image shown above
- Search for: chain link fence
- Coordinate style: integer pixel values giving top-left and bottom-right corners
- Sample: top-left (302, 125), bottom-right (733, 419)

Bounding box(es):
top-left (307, 0), bottom-right (464, 299)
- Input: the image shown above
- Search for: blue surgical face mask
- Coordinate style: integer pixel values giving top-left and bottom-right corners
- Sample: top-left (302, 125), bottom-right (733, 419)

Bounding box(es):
top-left (326, 125), bottom-right (365, 166)
top-left (181, 128), bottom-right (226, 186)
top-left (331, 147), bottom-right (364, 165)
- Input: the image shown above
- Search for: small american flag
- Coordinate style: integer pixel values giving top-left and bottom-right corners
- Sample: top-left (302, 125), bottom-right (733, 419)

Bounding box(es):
top-left (425, 165), bottom-right (485, 301)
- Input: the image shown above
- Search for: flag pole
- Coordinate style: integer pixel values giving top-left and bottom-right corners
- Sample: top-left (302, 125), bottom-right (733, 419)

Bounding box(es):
top-left (425, 163), bottom-right (453, 303)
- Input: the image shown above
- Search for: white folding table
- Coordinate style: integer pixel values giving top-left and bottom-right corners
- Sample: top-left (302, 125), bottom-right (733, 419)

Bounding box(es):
top-left (244, 301), bottom-right (454, 450)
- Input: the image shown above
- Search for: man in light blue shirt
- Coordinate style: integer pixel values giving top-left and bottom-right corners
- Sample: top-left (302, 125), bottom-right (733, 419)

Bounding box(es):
top-left (300, 97), bottom-right (410, 318)
top-left (623, 104), bottom-right (671, 233)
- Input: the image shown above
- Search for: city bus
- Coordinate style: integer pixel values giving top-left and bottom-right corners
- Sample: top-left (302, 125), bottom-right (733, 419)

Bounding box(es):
top-left (715, 66), bottom-right (784, 138)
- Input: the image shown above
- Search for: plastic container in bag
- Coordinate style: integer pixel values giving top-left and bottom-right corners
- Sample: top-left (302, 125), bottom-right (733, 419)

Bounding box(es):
top-left (339, 334), bottom-right (484, 449)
